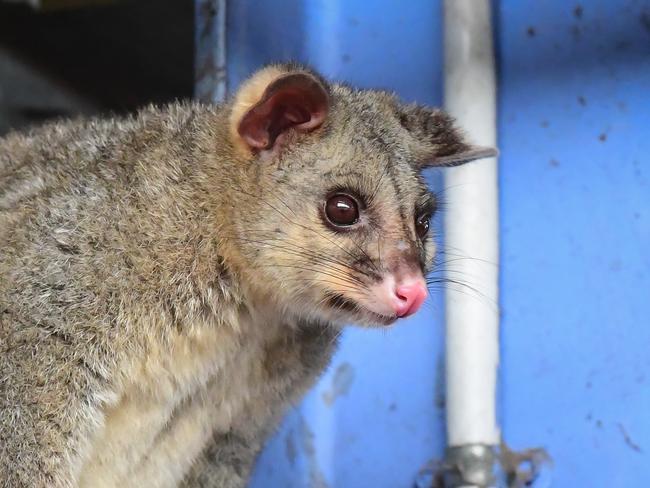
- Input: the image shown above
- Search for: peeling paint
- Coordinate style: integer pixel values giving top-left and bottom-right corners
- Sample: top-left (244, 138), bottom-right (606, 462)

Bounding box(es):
top-left (574, 5), bottom-right (584, 20)
top-left (640, 8), bottom-right (650, 33)
top-left (434, 355), bottom-right (445, 410)
top-left (285, 429), bottom-right (297, 467)
top-left (617, 423), bottom-right (643, 453)
top-left (499, 441), bottom-right (553, 488)
top-left (322, 362), bottom-right (354, 406)
top-left (299, 416), bottom-right (330, 488)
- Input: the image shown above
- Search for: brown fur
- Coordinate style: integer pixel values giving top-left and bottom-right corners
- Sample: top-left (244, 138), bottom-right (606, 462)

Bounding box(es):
top-left (0, 63), bottom-right (493, 487)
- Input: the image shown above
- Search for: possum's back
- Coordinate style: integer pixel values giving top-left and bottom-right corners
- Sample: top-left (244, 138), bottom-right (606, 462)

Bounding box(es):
top-left (0, 118), bottom-right (132, 487)
top-left (0, 105), bottom-right (209, 487)
top-left (0, 116), bottom-right (139, 238)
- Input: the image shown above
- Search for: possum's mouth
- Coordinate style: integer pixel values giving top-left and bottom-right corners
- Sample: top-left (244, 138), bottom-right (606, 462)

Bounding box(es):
top-left (326, 294), bottom-right (397, 326)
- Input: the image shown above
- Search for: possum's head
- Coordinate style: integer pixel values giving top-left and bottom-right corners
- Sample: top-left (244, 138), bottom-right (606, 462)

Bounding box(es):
top-left (225, 64), bottom-right (495, 327)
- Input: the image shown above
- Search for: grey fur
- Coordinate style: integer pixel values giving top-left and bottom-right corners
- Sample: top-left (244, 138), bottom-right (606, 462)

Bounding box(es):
top-left (0, 64), bottom-right (491, 487)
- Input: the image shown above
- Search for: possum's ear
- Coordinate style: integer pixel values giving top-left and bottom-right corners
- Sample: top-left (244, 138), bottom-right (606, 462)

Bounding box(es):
top-left (431, 145), bottom-right (498, 167)
top-left (229, 66), bottom-right (329, 156)
top-left (399, 105), bottom-right (497, 168)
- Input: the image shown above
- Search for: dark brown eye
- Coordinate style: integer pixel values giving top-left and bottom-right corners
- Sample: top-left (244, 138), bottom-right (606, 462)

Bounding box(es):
top-left (325, 194), bottom-right (359, 227)
top-left (415, 214), bottom-right (430, 238)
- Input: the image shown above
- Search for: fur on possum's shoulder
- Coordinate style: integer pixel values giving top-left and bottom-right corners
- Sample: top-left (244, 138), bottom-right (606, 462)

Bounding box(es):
top-left (0, 101), bottom-right (222, 174)
top-left (0, 98), bottom-right (243, 326)
top-left (0, 100), bottom-right (230, 242)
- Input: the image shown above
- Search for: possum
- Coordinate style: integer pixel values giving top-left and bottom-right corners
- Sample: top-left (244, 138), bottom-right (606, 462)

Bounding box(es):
top-left (0, 63), bottom-right (495, 487)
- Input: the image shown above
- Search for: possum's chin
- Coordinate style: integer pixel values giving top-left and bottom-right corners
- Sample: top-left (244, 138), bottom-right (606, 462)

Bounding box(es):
top-left (351, 312), bottom-right (399, 328)
top-left (318, 294), bottom-right (399, 328)
top-left (320, 312), bottom-right (398, 329)
top-left (286, 294), bottom-right (400, 328)
top-left (348, 305), bottom-right (400, 328)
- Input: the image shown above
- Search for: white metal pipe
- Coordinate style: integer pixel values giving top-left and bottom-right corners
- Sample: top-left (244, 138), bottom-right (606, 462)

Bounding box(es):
top-left (443, 0), bottom-right (500, 454)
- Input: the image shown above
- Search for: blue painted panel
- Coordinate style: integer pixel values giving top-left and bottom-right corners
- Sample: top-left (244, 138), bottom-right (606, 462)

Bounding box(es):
top-left (227, 1), bottom-right (448, 487)
top-left (497, 1), bottom-right (650, 486)
top-left (222, 0), bottom-right (650, 486)
top-left (228, 0), bottom-right (442, 105)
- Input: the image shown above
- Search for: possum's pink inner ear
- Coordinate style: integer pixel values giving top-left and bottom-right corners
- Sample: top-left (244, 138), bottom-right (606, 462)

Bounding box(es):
top-left (237, 73), bottom-right (329, 151)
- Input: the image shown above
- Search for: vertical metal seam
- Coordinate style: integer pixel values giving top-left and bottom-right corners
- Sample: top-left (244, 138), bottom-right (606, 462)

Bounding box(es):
top-left (195, 0), bottom-right (227, 103)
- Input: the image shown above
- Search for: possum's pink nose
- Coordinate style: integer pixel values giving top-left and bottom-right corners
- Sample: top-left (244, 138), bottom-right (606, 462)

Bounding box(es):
top-left (392, 279), bottom-right (428, 317)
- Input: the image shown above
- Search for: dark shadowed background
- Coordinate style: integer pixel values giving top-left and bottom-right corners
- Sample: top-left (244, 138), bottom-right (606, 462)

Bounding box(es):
top-left (0, 0), bottom-right (193, 135)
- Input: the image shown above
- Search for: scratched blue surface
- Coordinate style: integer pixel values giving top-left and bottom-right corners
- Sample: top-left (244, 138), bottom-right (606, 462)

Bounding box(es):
top-left (218, 0), bottom-right (650, 486)
top-left (497, 1), bottom-right (650, 486)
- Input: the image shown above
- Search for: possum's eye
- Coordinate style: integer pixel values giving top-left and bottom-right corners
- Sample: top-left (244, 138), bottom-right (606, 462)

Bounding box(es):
top-left (415, 214), bottom-right (430, 239)
top-left (324, 193), bottom-right (360, 228)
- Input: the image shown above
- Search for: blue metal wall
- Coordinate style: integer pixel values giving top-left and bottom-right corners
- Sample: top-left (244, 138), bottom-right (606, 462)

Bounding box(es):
top-left (221, 1), bottom-right (650, 486)
top-left (498, 1), bottom-right (650, 486)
